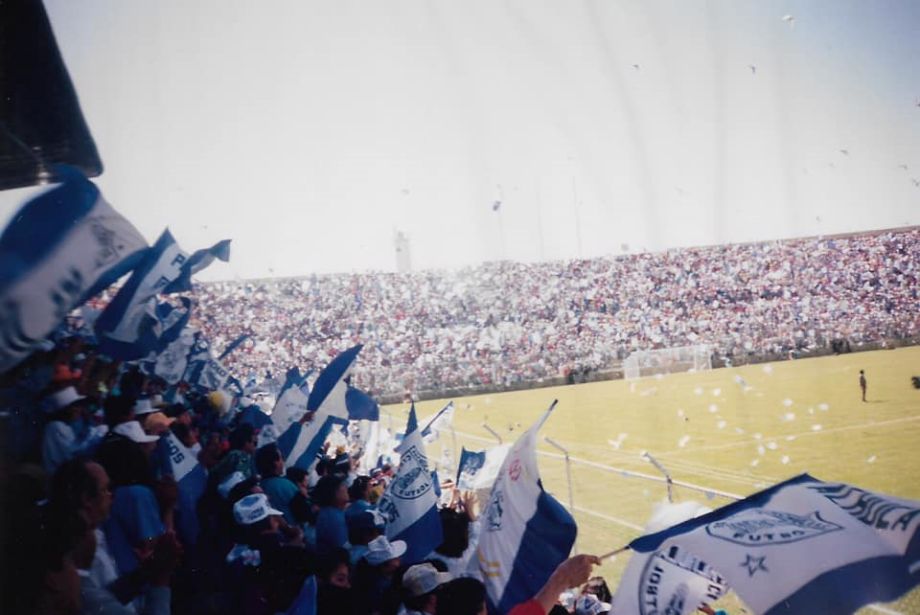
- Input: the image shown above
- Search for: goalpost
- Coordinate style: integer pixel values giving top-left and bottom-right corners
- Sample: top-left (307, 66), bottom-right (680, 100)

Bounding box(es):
top-left (622, 344), bottom-right (712, 379)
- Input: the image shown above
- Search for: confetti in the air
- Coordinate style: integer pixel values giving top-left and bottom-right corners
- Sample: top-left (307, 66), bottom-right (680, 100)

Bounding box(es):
top-left (735, 427), bottom-right (745, 434)
top-left (808, 408), bottom-right (815, 415)
top-left (750, 459), bottom-right (760, 467)
top-left (782, 412), bottom-right (796, 422)
top-left (818, 403), bottom-right (830, 411)
top-left (694, 387), bottom-right (704, 395)
top-left (753, 433), bottom-right (763, 440)
top-left (786, 435), bottom-right (797, 441)
top-left (783, 398), bottom-right (793, 407)
top-left (678, 435), bottom-right (691, 448)
top-left (717, 420), bottom-right (727, 429)
top-left (781, 455), bottom-right (791, 465)
top-left (677, 409), bottom-right (685, 418)
top-left (867, 455), bottom-right (877, 464)
top-left (766, 441), bottom-right (778, 450)
top-left (763, 365), bottom-right (774, 374)
top-left (655, 373), bottom-right (664, 381)
top-left (709, 404), bottom-right (719, 413)
top-left (757, 445), bottom-right (766, 456)
top-left (712, 388), bottom-right (722, 397)
top-left (811, 424), bottom-right (823, 431)
top-left (630, 382), bottom-right (637, 393)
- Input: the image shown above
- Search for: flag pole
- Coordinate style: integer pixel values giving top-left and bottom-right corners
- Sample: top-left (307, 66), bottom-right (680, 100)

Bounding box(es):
top-left (545, 436), bottom-right (577, 554)
top-left (642, 451), bottom-right (674, 503)
top-left (482, 423), bottom-right (503, 445)
top-left (597, 545), bottom-right (631, 560)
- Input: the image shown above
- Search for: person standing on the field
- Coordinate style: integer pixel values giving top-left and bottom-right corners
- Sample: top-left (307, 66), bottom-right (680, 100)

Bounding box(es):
top-left (859, 370), bottom-right (867, 402)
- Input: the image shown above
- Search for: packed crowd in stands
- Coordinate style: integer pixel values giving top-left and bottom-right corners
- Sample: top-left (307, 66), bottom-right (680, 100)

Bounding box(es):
top-left (189, 228), bottom-right (920, 396)
top-left (0, 342), bottom-right (610, 615)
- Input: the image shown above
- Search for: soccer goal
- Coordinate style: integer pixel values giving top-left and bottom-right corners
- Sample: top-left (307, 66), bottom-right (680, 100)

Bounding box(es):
top-left (622, 344), bottom-right (712, 379)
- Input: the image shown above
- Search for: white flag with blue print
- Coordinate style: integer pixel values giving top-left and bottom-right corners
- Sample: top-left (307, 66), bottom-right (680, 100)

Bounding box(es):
top-left (377, 404), bottom-right (443, 564)
top-left (0, 167), bottom-right (147, 371)
top-left (472, 400), bottom-right (577, 614)
top-left (612, 474), bottom-right (920, 615)
top-left (421, 401), bottom-right (454, 445)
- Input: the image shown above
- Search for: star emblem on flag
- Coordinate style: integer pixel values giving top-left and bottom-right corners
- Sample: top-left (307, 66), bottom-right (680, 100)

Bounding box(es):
top-left (740, 554), bottom-right (769, 577)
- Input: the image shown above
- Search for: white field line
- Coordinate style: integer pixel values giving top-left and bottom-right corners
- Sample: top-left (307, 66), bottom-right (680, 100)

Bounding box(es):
top-left (451, 428), bottom-right (744, 500)
top-left (656, 414), bottom-right (920, 458)
top-left (867, 604), bottom-right (904, 615)
top-left (567, 504), bottom-right (644, 532)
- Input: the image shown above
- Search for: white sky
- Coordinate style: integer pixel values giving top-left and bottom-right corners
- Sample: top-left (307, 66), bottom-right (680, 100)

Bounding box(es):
top-left (3, 0), bottom-right (919, 279)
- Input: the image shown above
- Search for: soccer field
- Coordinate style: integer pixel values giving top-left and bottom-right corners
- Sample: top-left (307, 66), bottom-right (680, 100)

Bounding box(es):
top-left (385, 346), bottom-right (920, 613)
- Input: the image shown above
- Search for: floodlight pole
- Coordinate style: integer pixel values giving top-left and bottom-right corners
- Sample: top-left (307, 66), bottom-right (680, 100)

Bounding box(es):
top-left (642, 451), bottom-right (674, 503)
top-left (482, 423), bottom-right (503, 445)
top-left (545, 436), bottom-right (578, 554)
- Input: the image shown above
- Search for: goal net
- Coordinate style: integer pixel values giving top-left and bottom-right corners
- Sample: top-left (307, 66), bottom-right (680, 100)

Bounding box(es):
top-left (622, 344), bottom-right (712, 379)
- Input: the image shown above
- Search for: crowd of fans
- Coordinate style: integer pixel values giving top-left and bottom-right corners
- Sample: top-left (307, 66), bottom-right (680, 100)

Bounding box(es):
top-left (190, 228), bottom-right (920, 396)
top-left (0, 339), bottom-right (608, 615)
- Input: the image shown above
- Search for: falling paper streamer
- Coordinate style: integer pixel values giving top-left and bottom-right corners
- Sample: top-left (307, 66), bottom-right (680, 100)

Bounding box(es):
top-left (676, 409), bottom-right (685, 418)
top-left (753, 433), bottom-right (763, 440)
top-left (678, 435), bottom-right (691, 448)
top-left (750, 459), bottom-right (760, 467)
top-left (808, 408), bottom-right (815, 415)
top-left (766, 441), bottom-right (778, 450)
top-left (781, 455), bottom-right (791, 464)
top-left (757, 445), bottom-right (766, 456)
top-left (655, 374), bottom-right (664, 381)
top-left (867, 455), bottom-right (877, 464)
top-left (786, 435), bottom-right (797, 441)
top-left (783, 412), bottom-right (796, 422)
top-left (735, 427), bottom-right (746, 434)
top-left (716, 420), bottom-right (727, 430)
top-left (712, 388), bottom-right (722, 397)
top-left (762, 365), bottom-right (774, 374)
top-left (783, 398), bottom-right (794, 407)
top-left (708, 404), bottom-right (718, 413)
top-left (811, 424), bottom-right (823, 431)
top-left (694, 387), bottom-right (703, 395)
top-left (818, 403), bottom-right (830, 411)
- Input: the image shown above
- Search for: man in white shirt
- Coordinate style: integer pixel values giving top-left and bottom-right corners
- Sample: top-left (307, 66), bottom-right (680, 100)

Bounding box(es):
top-left (41, 386), bottom-right (106, 476)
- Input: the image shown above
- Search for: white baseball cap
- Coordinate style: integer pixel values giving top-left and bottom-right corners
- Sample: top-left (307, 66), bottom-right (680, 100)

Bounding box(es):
top-left (403, 563), bottom-right (452, 597)
top-left (218, 471), bottom-right (248, 499)
top-left (575, 594), bottom-right (611, 615)
top-left (133, 398), bottom-right (156, 415)
top-left (113, 420), bottom-right (160, 443)
top-left (233, 493), bottom-right (283, 526)
top-left (364, 535), bottom-right (407, 565)
top-left (48, 386), bottom-right (87, 411)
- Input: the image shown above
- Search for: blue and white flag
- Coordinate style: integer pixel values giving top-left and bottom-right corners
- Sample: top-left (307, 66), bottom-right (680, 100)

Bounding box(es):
top-left (421, 401), bottom-right (455, 445)
top-left (308, 344), bottom-right (379, 423)
top-left (612, 474), bottom-right (920, 615)
top-left (473, 400), bottom-right (577, 614)
top-left (456, 444), bottom-right (511, 492)
top-left (276, 414), bottom-right (336, 471)
top-left (285, 575), bottom-right (317, 615)
top-left (94, 229), bottom-right (187, 360)
top-left (95, 230), bottom-right (228, 360)
top-left (0, 167), bottom-right (147, 371)
top-left (377, 404), bottom-right (443, 564)
top-left (162, 239), bottom-right (231, 294)
top-left (151, 326), bottom-right (196, 385)
top-left (159, 430), bottom-right (208, 546)
top-left (271, 367), bottom-right (311, 434)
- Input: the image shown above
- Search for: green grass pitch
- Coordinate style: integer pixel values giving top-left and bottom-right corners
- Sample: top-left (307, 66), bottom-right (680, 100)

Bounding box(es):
top-left (385, 346), bottom-right (920, 613)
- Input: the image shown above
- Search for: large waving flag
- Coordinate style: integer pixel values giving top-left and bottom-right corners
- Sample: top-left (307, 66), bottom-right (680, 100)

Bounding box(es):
top-left (473, 400), bottom-right (577, 614)
top-left (0, 167), bottom-right (147, 371)
top-left (308, 344), bottom-right (379, 422)
top-left (377, 403), bottom-right (443, 564)
top-left (276, 414), bottom-right (336, 472)
top-left (613, 474), bottom-right (920, 615)
top-left (162, 239), bottom-right (231, 294)
top-left (94, 229), bottom-right (229, 360)
top-left (271, 367), bottom-right (311, 433)
top-left (159, 430), bottom-right (207, 546)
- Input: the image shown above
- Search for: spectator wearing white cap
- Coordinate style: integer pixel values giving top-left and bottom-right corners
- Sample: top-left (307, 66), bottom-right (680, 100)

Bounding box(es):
top-left (401, 562), bottom-right (452, 615)
top-left (41, 386), bottom-right (106, 476)
top-left (96, 421), bottom-right (167, 577)
top-left (574, 593), bottom-right (611, 615)
top-left (353, 535), bottom-right (407, 615)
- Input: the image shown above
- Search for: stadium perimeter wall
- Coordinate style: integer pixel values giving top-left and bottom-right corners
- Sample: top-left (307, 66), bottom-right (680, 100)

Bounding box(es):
top-left (380, 335), bottom-right (920, 405)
